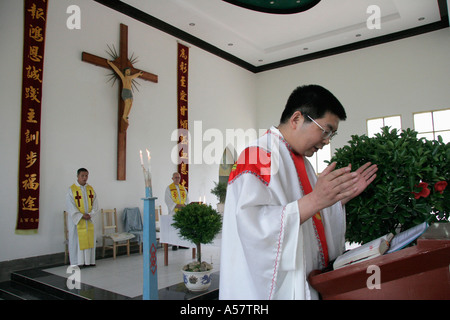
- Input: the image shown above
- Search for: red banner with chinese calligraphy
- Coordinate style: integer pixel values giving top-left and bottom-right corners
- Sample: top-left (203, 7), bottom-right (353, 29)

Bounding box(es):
top-left (177, 43), bottom-right (189, 190)
top-left (16, 0), bottom-right (48, 234)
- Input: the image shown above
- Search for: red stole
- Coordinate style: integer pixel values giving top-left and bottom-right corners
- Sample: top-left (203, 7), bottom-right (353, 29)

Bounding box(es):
top-left (291, 153), bottom-right (329, 268)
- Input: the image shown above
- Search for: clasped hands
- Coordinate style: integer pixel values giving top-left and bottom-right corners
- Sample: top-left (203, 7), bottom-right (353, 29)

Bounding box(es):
top-left (82, 213), bottom-right (91, 220)
top-left (298, 162), bottom-right (377, 224)
top-left (315, 162), bottom-right (378, 208)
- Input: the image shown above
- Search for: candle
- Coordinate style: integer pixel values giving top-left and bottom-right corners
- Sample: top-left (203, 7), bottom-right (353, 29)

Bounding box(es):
top-left (140, 150), bottom-right (144, 166)
top-left (146, 149), bottom-right (151, 172)
top-left (203, 195), bottom-right (206, 204)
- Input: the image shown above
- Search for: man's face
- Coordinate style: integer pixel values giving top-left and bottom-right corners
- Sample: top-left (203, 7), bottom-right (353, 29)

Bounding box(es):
top-left (77, 171), bottom-right (89, 186)
top-left (172, 173), bottom-right (181, 185)
top-left (289, 111), bottom-right (340, 157)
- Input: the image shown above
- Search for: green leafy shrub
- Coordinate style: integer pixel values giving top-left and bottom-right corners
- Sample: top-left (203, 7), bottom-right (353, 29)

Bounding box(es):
top-left (211, 181), bottom-right (227, 203)
top-left (172, 203), bottom-right (222, 266)
top-left (330, 127), bottom-right (449, 244)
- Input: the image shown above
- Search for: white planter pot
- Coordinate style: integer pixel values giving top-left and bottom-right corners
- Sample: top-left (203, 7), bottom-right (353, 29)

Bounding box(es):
top-left (182, 269), bottom-right (213, 292)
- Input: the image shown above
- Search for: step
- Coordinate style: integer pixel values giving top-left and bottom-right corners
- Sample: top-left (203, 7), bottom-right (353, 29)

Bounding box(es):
top-left (0, 281), bottom-right (61, 300)
top-left (10, 268), bottom-right (131, 300)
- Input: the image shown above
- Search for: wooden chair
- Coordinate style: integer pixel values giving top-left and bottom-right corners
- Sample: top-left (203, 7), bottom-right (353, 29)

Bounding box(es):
top-left (101, 208), bottom-right (135, 259)
top-left (64, 211), bottom-right (69, 264)
top-left (123, 207), bottom-right (143, 255)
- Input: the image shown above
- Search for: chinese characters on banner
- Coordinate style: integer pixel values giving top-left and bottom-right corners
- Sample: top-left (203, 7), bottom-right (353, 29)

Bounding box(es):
top-left (16, 0), bottom-right (48, 234)
top-left (177, 43), bottom-right (189, 190)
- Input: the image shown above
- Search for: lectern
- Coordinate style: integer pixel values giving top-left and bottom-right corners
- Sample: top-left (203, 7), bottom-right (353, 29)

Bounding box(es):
top-left (308, 223), bottom-right (450, 299)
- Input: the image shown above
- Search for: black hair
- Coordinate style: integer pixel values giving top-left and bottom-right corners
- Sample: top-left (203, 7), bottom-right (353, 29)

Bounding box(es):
top-left (279, 85), bottom-right (347, 124)
top-left (77, 168), bottom-right (88, 175)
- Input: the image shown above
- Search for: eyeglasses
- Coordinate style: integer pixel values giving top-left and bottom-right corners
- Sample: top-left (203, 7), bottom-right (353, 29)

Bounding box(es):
top-left (306, 115), bottom-right (338, 140)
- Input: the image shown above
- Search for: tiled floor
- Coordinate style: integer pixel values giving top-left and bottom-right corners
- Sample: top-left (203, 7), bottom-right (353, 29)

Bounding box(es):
top-left (44, 245), bottom-right (221, 299)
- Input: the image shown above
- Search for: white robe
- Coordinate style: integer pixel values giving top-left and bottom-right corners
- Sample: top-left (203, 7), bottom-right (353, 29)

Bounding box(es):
top-left (219, 127), bottom-right (346, 300)
top-left (65, 182), bottom-right (99, 266)
top-left (164, 184), bottom-right (190, 215)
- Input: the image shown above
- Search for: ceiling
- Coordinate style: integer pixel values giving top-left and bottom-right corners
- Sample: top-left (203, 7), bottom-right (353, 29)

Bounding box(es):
top-left (96, 0), bottom-right (449, 73)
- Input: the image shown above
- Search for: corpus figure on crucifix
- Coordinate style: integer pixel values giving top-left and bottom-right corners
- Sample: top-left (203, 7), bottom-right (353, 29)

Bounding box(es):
top-left (82, 23), bottom-right (158, 180)
top-left (107, 60), bottom-right (143, 127)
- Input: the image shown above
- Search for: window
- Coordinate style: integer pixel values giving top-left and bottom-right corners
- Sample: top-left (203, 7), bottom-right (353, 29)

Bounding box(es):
top-left (367, 115), bottom-right (402, 137)
top-left (307, 144), bottom-right (331, 174)
top-left (414, 109), bottom-right (450, 143)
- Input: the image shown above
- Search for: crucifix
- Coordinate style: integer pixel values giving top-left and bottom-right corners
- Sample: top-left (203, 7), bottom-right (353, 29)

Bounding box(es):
top-left (82, 23), bottom-right (158, 180)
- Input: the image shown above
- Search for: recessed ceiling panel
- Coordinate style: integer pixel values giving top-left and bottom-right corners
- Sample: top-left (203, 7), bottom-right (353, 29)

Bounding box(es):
top-left (118, 0), bottom-right (446, 70)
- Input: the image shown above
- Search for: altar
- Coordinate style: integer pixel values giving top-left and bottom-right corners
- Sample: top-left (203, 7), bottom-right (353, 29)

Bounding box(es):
top-left (160, 215), bottom-right (221, 266)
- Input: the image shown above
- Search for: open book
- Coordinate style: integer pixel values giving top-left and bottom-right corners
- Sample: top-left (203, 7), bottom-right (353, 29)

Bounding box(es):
top-left (333, 233), bottom-right (393, 270)
top-left (386, 221), bottom-right (429, 253)
top-left (333, 222), bottom-right (429, 270)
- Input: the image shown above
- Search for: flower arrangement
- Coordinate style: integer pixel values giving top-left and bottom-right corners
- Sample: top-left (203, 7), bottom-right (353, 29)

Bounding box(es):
top-left (330, 127), bottom-right (449, 244)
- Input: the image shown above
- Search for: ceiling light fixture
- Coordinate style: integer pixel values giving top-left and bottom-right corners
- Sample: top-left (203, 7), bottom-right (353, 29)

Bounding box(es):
top-left (223, 0), bottom-right (321, 14)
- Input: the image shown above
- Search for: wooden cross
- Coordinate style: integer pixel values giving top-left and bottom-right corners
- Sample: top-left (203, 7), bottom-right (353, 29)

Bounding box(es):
top-left (82, 23), bottom-right (158, 180)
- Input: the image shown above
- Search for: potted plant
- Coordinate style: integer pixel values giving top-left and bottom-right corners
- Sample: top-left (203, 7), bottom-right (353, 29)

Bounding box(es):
top-left (330, 127), bottom-right (449, 244)
top-left (172, 203), bottom-right (222, 291)
top-left (210, 181), bottom-right (227, 213)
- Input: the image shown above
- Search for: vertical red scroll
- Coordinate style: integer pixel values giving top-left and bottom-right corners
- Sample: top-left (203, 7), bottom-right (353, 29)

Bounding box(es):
top-left (16, 0), bottom-right (48, 234)
top-left (177, 43), bottom-right (189, 190)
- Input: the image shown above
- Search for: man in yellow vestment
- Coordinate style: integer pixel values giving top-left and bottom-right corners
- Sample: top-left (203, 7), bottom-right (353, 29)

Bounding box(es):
top-left (164, 172), bottom-right (190, 215)
top-left (164, 172), bottom-right (190, 250)
top-left (65, 168), bottom-right (99, 267)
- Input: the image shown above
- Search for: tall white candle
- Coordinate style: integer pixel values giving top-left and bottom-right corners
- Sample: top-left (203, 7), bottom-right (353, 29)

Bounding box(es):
top-left (146, 149), bottom-right (151, 173)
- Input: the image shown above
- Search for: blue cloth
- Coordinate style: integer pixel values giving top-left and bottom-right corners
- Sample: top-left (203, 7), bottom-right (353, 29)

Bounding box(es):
top-left (122, 207), bottom-right (143, 243)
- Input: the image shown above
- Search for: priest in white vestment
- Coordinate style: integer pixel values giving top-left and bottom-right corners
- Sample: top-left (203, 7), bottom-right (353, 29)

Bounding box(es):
top-left (65, 168), bottom-right (99, 267)
top-left (219, 85), bottom-right (378, 300)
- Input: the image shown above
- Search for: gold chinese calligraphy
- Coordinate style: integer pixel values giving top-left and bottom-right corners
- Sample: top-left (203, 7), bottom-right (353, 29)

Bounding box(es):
top-left (177, 43), bottom-right (189, 190)
top-left (17, 0), bottom-right (48, 234)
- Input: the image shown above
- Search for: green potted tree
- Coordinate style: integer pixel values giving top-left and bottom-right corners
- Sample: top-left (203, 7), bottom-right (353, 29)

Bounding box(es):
top-left (330, 127), bottom-right (449, 244)
top-left (210, 181), bottom-right (227, 213)
top-left (172, 203), bottom-right (222, 291)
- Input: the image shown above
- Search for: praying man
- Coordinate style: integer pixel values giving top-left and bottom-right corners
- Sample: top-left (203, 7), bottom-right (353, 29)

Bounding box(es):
top-left (219, 85), bottom-right (378, 300)
top-left (66, 168), bottom-right (99, 267)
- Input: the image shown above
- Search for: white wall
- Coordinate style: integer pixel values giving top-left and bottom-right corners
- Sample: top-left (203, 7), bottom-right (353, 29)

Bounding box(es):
top-left (0, 0), bottom-right (255, 262)
top-left (255, 27), bottom-right (450, 154)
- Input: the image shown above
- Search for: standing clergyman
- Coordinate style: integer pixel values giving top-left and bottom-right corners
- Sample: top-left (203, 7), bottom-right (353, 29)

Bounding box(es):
top-left (66, 168), bottom-right (99, 267)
